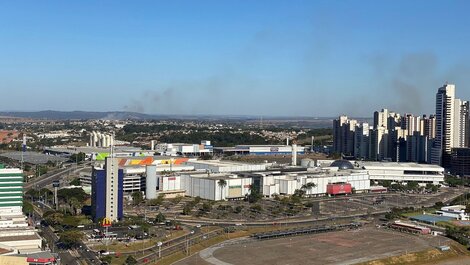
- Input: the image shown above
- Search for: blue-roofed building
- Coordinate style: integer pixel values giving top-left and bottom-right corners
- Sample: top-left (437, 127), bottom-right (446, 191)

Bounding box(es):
top-left (410, 214), bottom-right (455, 224)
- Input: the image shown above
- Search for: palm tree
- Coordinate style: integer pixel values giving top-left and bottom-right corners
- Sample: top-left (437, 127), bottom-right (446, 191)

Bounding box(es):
top-left (301, 182), bottom-right (317, 197)
top-left (218, 179), bottom-right (227, 200)
top-left (69, 197), bottom-right (82, 215)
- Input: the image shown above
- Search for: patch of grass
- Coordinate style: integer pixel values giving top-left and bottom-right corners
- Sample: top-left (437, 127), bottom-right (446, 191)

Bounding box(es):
top-left (401, 208), bottom-right (437, 218)
top-left (436, 221), bottom-right (457, 229)
top-left (92, 230), bottom-right (187, 253)
top-left (357, 243), bottom-right (469, 265)
top-left (149, 232), bottom-right (249, 265)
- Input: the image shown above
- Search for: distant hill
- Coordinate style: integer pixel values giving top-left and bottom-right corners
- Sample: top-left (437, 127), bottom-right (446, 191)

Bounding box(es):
top-left (0, 111), bottom-right (354, 128)
top-left (0, 111), bottom-right (165, 120)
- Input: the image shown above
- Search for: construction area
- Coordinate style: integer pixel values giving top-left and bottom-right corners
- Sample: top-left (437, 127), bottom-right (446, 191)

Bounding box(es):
top-left (175, 227), bottom-right (463, 265)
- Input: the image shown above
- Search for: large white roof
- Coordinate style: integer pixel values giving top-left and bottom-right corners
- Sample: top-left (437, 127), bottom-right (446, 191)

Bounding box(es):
top-left (362, 162), bottom-right (444, 171)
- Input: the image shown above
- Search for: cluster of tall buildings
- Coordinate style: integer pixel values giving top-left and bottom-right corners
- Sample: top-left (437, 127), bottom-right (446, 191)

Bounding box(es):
top-left (333, 83), bottom-right (470, 169)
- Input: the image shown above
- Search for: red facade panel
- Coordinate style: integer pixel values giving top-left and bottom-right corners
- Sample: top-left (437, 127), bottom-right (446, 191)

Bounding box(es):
top-left (327, 183), bottom-right (352, 195)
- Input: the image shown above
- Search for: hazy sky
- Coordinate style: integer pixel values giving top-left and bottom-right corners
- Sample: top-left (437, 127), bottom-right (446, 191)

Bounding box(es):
top-left (1, 0), bottom-right (470, 117)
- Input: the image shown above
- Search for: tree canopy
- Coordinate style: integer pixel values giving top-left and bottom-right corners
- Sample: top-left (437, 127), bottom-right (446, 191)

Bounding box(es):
top-left (57, 188), bottom-right (88, 203)
top-left (58, 230), bottom-right (84, 249)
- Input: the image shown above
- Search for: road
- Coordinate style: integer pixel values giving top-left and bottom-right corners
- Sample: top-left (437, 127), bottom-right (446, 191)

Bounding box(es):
top-left (25, 162), bottom-right (91, 190)
top-left (137, 227), bottom-right (222, 263)
top-left (31, 193), bottom-right (100, 265)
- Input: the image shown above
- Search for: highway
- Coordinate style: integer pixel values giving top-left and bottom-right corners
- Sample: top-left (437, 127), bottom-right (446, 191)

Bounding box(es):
top-left (25, 162), bottom-right (91, 190)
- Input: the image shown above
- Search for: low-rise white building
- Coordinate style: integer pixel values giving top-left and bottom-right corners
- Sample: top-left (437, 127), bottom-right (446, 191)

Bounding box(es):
top-left (436, 205), bottom-right (469, 220)
top-left (180, 173), bottom-right (252, 201)
top-left (362, 162), bottom-right (444, 184)
top-left (215, 145), bottom-right (305, 156)
top-left (255, 167), bottom-right (370, 197)
top-left (184, 160), bottom-right (267, 173)
top-left (156, 140), bottom-right (213, 156)
top-left (0, 229), bottom-right (42, 254)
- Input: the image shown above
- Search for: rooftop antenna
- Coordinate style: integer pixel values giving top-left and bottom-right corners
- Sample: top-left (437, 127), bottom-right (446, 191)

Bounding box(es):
top-left (21, 134), bottom-right (26, 171)
top-left (110, 132), bottom-right (115, 158)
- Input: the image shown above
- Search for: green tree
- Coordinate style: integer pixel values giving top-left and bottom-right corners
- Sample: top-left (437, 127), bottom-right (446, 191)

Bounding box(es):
top-left (193, 196), bottom-right (202, 205)
top-left (62, 215), bottom-right (82, 227)
top-left (147, 194), bottom-right (164, 206)
top-left (234, 205), bottom-right (244, 214)
top-left (125, 255), bottom-right (138, 265)
top-left (301, 182), bottom-right (316, 196)
top-left (182, 204), bottom-right (192, 215)
top-left (69, 197), bottom-right (82, 215)
top-left (36, 165), bottom-right (48, 176)
top-left (23, 201), bottom-right (34, 215)
top-left (39, 188), bottom-right (53, 203)
top-left (57, 188), bottom-right (88, 203)
top-left (26, 189), bottom-right (40, 200)
top-left (250, 204), bottom-right (262, 212)
top-left (245, 185), bottom-right (262, 203)
top-left (434, 201), bottom-right (444, 208)
top-left (58, 230), bottom-right (84, 249)
top-left (155, 212), bottom-right (166, 223)
top-left (201, 202), bottom-right (212, 213)
top-left (170, 195), bottom-right (183, 205)
top-left (70, 152), bottom-right (86, 163)
top-left (406, 181), bottom-right (419, 191)
top-left (131, 191), bottom-right (143, 205)
top-left (378, 180), bottom-right (392, 187)
top-left (218, 179), bottom-right (227, 200)
top-left (293, 189), bottom-right (306, 198)
top-left (69, 178), bottom-right (81, 186)
top-left (44, 211), bottom-right (64, 225)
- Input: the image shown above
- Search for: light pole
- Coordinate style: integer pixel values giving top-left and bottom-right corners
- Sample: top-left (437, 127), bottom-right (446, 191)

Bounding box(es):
top-left (157, 241), bottom-right (162, 258)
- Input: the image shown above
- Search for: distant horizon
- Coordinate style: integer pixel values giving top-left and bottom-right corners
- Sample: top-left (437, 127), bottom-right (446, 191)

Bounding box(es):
top-left (1, 109), bottom-right (368, 119)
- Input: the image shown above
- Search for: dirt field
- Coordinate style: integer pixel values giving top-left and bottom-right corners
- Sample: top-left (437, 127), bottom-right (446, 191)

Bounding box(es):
top-left (175, 227), bottom-right (453, 265)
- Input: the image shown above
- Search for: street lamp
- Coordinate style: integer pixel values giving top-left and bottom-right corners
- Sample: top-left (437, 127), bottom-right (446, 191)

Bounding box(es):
top-left (157, 241), bottom-right (162, 258)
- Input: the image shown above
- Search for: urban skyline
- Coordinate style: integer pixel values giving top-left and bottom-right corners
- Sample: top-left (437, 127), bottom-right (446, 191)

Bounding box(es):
top-left (333, 83), bottom-right (469, 171)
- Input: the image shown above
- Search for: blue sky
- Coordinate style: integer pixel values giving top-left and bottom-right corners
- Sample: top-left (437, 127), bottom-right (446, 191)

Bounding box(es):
top-left (1, 0), bottom-right (470, 117)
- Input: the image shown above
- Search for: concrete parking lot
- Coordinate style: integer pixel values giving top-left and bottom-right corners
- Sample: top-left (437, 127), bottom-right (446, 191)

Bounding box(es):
top-left (175, 227), bottom-right (452, 265)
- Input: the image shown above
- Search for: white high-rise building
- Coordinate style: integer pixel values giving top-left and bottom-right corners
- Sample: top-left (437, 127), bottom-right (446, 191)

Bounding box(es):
top-left (421, 115), bottom-right (436, 139)
top-left (432, 83), bottom-right (456, 166)
top-left (374, 109), bottom-right (389, 129)
top-left (369, 126), bottom-right (389, 161)
top-left (404, 114), bottom-right (421, 136)
top-left (454, 99), bottom-right (469, 148)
